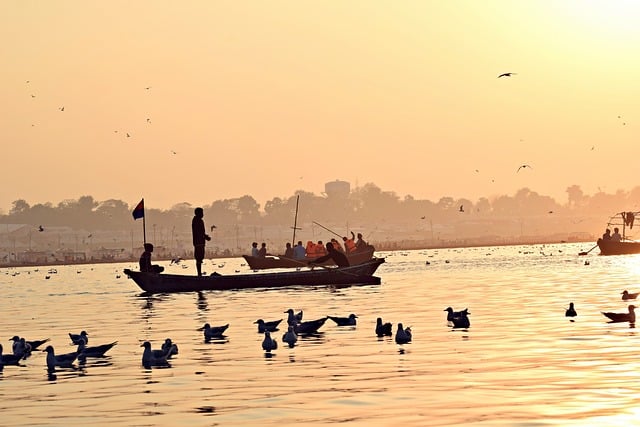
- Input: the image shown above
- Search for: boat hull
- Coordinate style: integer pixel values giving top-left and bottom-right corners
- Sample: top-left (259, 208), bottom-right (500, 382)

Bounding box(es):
top-left (242, 247), bottom-right (376, 270)
top-left (597, 238), bottom-right (640, 255)
top-left (124, 258), bottom-right (384, 293)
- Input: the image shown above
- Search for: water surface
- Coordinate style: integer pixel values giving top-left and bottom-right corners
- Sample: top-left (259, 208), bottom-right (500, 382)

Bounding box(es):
top-left (2, 243), bottom-right (640, 426)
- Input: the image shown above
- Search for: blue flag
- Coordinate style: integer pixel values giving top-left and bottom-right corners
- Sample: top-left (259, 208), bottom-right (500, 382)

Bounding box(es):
top-left (132, 199), bottom-right (144, 220)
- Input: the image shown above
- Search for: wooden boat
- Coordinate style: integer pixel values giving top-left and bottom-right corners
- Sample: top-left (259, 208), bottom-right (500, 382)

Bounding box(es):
top-left (243, 246), bottom-right (376, 270)
top-left (123, 258), bottom-right (384, 293)
top-left (596, 211), bottom-right (640, 255)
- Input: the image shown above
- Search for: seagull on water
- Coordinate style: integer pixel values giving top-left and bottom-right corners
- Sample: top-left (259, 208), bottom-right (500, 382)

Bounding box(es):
top-left (200, 323), bottom-right (229, 340)
top-left (161, 338), bottom-right (179, 359)
top-left (622, 290), bottom-right (639, 300)
top-left (254, 319), bottom-right (283, 333)
top-left (451, 311), bottom-right (471, 329)
top-left (395, 323), bottom-right (412, 344)
top-left (294, 316), bottom-right (328, 334)
top-left (77, 339), bottom-right (118, 359)
top-left (140, 341), bottom-right (170, 368)
top-left (284, 308), bottom-right (303, 326)
top-left (444, 307), bottom-right (470, 322)
top-left (565, 302), bottom-right (577, 317)
top-left (261, 331), bottom-right (278, 352)
top-left (602, 305), bottom-right (636, 323)
top-left (0, 343), bottom-right (22, 366)
top-left (328, 313), bottom-right (358, 326)
top-left (375, 317), bottom-right (393, 337)
top-left (282, 325), bottom-right (298, 347)
top-left (43, 345), bottom-right (78, 372)
top-left (69, 331), bottom-right (88, 345)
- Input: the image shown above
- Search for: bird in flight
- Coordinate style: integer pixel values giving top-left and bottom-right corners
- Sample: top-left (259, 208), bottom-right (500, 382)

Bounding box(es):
top-left (498, 72), bottom-right (517, 78)
top-left (59, 106), bottom-right (64, 112)
top-left (517, 164), bottom-right (532, 172)
top-left (210, 225), bottom-right (217, 231)
top-left (126, 133), bottom-right (131, 138)
top-left (38, 225), bottom-right (44, 232)
top-left (459, 205), bottom-right (464, 213)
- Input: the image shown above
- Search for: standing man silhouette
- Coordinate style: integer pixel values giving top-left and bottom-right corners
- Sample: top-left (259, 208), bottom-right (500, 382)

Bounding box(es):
top-left (192, 207), bottom-right (211, 276)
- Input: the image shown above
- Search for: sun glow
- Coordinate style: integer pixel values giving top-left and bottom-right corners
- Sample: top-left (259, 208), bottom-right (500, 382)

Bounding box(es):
top-left (558, 0), bottom-right (640, 37)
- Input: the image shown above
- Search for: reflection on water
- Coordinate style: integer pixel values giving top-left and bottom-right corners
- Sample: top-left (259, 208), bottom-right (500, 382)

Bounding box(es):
top-left (4, 244), bottom-right (640, 425)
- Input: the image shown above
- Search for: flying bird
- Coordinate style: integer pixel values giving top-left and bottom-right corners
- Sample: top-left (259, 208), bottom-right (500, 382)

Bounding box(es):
top-left (126, 133), bottom-right (131, 138)
top-left (59, 106), bottom-right (64, 111)
top-left (210, 225), bottom-right (216, 231)
top-left (459, 205), bottom-right (464, 213)
top-left (498, 72), bottom-right (517, 78)
top-left (517, 164), bottom-right (532, 172)
top-left (38, 225), bottom-right (44, 232)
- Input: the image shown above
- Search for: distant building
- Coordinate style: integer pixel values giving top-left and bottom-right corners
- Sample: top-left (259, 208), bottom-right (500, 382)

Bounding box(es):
top-left (324, 180), bottom-right (350, 198)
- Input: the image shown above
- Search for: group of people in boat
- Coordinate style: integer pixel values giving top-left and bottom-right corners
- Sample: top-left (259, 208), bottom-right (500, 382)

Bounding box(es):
top-left (138, 206), bottom-right (373, 275)
top-left (602, 227), bottom-right (622, 242)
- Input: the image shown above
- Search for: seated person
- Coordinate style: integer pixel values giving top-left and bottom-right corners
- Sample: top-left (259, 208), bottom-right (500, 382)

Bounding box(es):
top-left (293, 241), bottom-right (306, 259)
top-left (602, 229), bottom-right (612, 241)
top-left (139, 243), bottom-right (164, 273)
top-left (308, 242), bottom-right (350, 268)
top-left (257, 242), bottom-right (268, 257)
top-left (251, 242), bottom-right (259, 256)
top-left (283, 242), bottom-right (294, 258)
top-left (611, 227), bottom-right (622, 242)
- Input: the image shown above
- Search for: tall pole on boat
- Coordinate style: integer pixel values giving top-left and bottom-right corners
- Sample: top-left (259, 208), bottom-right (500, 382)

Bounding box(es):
top-left (291, 195), bottom-right (300, 247)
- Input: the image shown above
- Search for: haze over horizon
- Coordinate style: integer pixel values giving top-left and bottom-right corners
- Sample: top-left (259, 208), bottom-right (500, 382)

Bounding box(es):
top-left (3, 1), bottom-right (639, 212)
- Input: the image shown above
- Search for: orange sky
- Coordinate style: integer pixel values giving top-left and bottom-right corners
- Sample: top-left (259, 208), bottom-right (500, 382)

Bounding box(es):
top-left (2, 1), bottom-right (640, 212)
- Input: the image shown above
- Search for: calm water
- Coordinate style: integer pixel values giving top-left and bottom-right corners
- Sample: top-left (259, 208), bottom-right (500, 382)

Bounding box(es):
top-left (2, 243), bottom-right (640, 426)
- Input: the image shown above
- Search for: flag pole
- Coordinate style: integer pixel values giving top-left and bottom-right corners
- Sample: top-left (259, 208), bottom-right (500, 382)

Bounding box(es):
top-left (142, 213), bottom-right (147, 245)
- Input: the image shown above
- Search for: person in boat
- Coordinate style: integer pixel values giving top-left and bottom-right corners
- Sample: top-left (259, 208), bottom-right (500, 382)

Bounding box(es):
top-left (308, 242), bottom-right (350, 268)
top-left (251, 242), bottom-right (259, 257)
top-left (283, 242), bottom-right (294, 258)
top-left (192, 207), bottom-right (211, 276)
top-left (331, 238), bottom-right (345, 253)
top-left (139, 243), bottom-right (164, 274)
top-left (602, 229), bottom-right (612, 241)
top-left (316, 241), bottom-right (327, 256)
top-left (355, 233), bottom-right (369, 251)
top-left (611, 227), bottom-right (622, 242)
top-left (343, 232), bottom-right (356, 253)
top-left (293, 241), bottom-right (306, 259)
top-left (257, 242), bottom-right (268, 257)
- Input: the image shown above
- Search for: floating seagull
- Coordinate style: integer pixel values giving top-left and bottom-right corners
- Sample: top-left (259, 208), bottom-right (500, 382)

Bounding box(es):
top-left (282, 325), bottom-right (298, 347)
top-left (328, 313), bottom-right (358, 326)
top-left (200, 323), bottom-right (229, 340)
top-left (161, 338), bottom-right (179, 359)
top-left (284, 308), bottom-right (303, 326)
top-left (0, 343), bottom-right (22, 366)
top-left (261, 331), bottom-right (278, 352)
top-left (9, 336), bottom-right (32, 359)
top-left (565, 302), bottom-right (577, 317)
top-left (69, 331), bottom-right (88, 345)
top-left (602, 305), bottom-right (636, 323)
top-left (77, 339), bottom-right (117, 358)
top-left (622, 290), bottom-right (639, 300)
top-left (498, 72), bottom-right (517, 78)
top-left (452, 311), bottom-right (471, 329)
top-left (254, 319), bottom-right (283, 333)
top-left (294, 316), bottom-right (327, 334)
top-left (43, 345), bottom-right (78, 372)
top-left (444, 307), bottom-right (469, 322)
top-left (395, 323), bottom-right (412, 344)
top-left (517, 164), bottom-right (532, 172)
top-left (375, 317), bottom-right (393, 337)
top-left (140, 341), bottom-right (169, 368)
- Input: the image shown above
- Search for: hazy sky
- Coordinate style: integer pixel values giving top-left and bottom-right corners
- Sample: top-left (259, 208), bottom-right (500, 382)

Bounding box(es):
top-left (3, 1), bottom-right (639, 212)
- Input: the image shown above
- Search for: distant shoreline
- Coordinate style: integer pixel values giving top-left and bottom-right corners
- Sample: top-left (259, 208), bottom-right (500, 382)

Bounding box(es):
top-left (0, 238), bottom-right (595, 269)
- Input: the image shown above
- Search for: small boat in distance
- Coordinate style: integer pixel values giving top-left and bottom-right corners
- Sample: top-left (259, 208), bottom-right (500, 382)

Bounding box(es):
top-left (242, 246), bottom-right (376, 270)
top-left (123, 258), bottom-right (384, 294)
top-left (596, 211), bottom-right (640, 255)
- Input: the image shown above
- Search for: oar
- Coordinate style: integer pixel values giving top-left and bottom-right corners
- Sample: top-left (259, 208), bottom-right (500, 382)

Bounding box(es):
top-left (579, 244), bottom-right (598, 256)
top-left (312, 221), bottom-right (343, 239)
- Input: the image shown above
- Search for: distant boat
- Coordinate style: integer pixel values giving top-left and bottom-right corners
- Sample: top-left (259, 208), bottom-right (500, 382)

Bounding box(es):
top-left (596, 211), bottom-right (640, 255)
top-left (123, 258), bottom-right (384, 293)
top-left (242, 246), bottom-right (376, 270)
